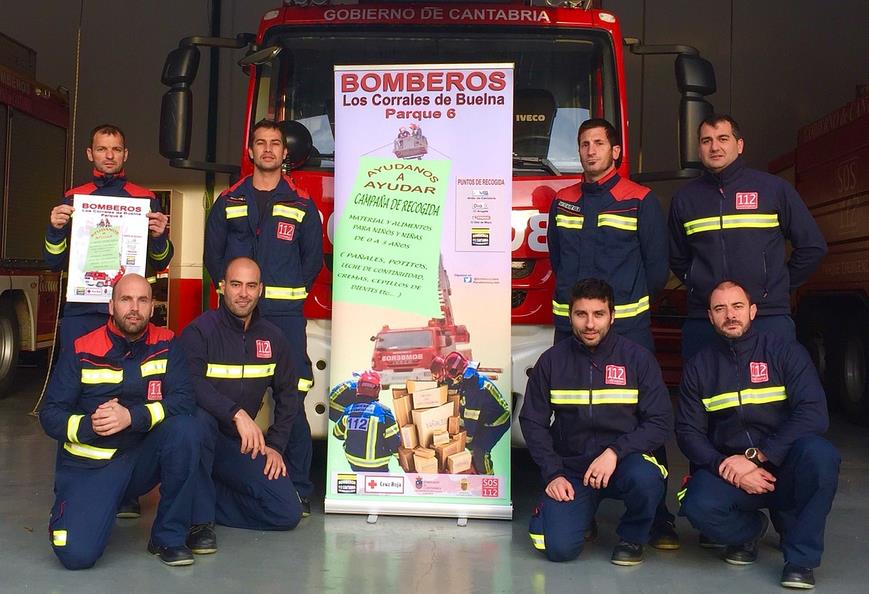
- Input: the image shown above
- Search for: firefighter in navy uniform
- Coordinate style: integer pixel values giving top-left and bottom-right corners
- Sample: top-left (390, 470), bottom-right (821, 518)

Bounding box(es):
top-left (676, 280), bottom-right (839, 590)
top-left (44, 124), bottom-right (173, 353)
top-left (181, 258), bottom-right (303, 553)
top-left (39, 274), bottom-right (199, 569)
top-left (329, 370), bottom-right (381, 423)
top-left (332, 372), bottom-right (400, 472)
top-left (204, 119), bottom-right (323, 510)
top-left (431, 352), bottom-right (510, 475)
top-left (520, 279), bottom-right (672, 566)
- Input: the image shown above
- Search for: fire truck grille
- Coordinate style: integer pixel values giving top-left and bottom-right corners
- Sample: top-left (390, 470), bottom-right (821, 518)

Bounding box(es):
top-left (511, 259), bottom-right (534, 279)
top-left (512, 290), bottom-right (526, 309)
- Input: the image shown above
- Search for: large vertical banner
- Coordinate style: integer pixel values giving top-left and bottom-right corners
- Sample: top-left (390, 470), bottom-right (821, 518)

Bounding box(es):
top-left (327, 64), bottom-right (513, 519)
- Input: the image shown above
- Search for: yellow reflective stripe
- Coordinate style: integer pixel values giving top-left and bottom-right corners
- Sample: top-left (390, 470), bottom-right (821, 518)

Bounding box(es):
top-left (614, 295), bottom-right (650, 319)
top-left (592, 389), bottom-right (639, 405)
top-left (206, 363), bottom-right (276, 378)
top-left (702, 386), bottom-right (787, 412)
top-left (642, 454), bottom-right (668, 479)
top-left (149, 241), bottom-right (171, 260)
top-left (140, 359), bottom-right (168, 377)
top-left (384, 424), bottom-right (400, 438)
top-left (721, 213), bottom-right (779, 230)
top-left (330, 399), bottom-right (346, 413)
top-left (677, 487), bottom-right (687, 502)
top-left (298, 378), bottom-right (314, 392)
top-left (550, 389), bottom-right (638, 405)
top-left (345, 452), bottom-right (392, 467)
top-left (555, 214), bottom-right (584, 229)
top-left (490, 410), bottom-right (511, 427)
top-left (464, 408), bottom-right (480, 421)
top-left (333, 419), bottom-right (347, 439)
top-left (52, 530), bottom-right (68, 547)
top-left (67, 415), bottom-right (84, 444)
top-left (272, 204), bottom-right (306, 221)
top-left (741, 386), bottom-right (788, 405)
top-left (366, 417), bottom-right (379, 461)
top-left (226, 205), bottom-right (248, 219)
top-left (45, 238), bottom-right (68, 254)
top-left (64, 442), bottom-right (117, 460)
top-left (552, 300), bottom-right (569, 317)
top-left (145, 402), bottom-right (166, 430)
top-left (264, 285), bottom-right (308, 300)
top-left (550, 389), bottom-right (591, 405)
top-left (684, 213), bottom-right (779, 235)
top-left (81, 368), bottom-right (123, 384)
top-left (598, 213), bottom-right (638, 231)
top-left (529, 532), bottom-right (546, 550)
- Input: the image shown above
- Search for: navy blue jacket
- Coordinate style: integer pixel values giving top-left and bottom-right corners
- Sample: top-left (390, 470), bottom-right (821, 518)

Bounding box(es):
top-left (449, 367), bottom-right (510, 454)
top-left (676, 327), bottom-right (828, 473)
top-left (520, 330), bottom-right (672, 484)
top-left (179, 306), bottom-right (299, 454)
top-left (40, 320), bottom-right (193, 468)
top-left (204, 175), bottom-right (323, 317)
top-left (332, 400), bottom-right (400, 469)
top-left (329, 378), bottom-right (361, 423)
top-left (43, 170), bottom-right (174, 318)
top-left (669, 156), bottom-right (827, 318)
top-left (547, 170), bottom-right (668, 333)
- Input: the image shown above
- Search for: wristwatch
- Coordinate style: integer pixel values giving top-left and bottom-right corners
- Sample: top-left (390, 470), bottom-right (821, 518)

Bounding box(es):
top-left (744, 447), bottom-right (763, 467)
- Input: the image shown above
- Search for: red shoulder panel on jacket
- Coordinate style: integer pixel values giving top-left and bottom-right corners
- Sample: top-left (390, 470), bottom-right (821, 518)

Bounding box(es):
top-left (64, 182), bottom-right (98, 198)
top-left (554, 183), bottom-right (582, 202)
top-left (611, 178), bottom-right (651, 201)
top-left (74, 325), bottom-right (113, 357)
top-left (222, 175), bottom-right (250, 196)
top-left (122, 182), bottom-right (157, 198)
top-left (146, 324), bottom-right (175, 345)
top-left (283, 175), bottom-right (311, 199)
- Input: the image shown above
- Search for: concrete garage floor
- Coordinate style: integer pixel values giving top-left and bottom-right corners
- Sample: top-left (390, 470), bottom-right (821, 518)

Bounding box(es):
top-left (2, 367), bottom-right (868, 594)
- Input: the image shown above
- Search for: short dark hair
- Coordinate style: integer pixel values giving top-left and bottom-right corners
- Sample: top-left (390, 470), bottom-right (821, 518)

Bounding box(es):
top-left (90, 124), bottom-right (126, 146)
top-left (569, 278), bottom-right (615, 313)
top-left (249, 119), bottom-right (287, 150)
top-left (577, 118), bottom-right (621, 166)
top-left (698, 114), bottom-right (742, 141)
top-left (708, 279), bottom-right (753, 307)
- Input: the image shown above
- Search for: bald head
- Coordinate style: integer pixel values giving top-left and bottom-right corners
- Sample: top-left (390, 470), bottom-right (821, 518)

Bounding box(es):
top-left (109, 274), bottom-right (153, 339)
top-left (221, 257), bottom-right (262, 324)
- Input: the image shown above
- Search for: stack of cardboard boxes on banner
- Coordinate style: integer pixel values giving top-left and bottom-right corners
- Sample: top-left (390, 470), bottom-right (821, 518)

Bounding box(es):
top-left (392, 380), bottom-right (472, 474)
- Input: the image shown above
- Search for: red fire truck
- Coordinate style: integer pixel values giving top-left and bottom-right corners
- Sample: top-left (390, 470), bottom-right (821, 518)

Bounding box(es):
top-left (771, 90), bottom-right (869, 423)
top-left (158, 1), bottom-right (716, 439)
top-left (0, 54), bottom-right (67, 395)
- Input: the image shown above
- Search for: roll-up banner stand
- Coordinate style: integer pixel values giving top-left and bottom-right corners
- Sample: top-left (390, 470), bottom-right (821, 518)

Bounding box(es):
top-left (326, 64), bottom-right (514, 519)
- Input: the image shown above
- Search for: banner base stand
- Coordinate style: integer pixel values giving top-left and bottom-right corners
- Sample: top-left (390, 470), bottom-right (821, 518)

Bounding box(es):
top-left (325, 498), bottom-right (513, 520)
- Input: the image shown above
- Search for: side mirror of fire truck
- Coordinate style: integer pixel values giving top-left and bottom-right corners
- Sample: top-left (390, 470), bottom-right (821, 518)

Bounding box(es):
top-left (675, 54), bottom-right (717, 170)
top-left (159, 46), bottom-right (200, 160)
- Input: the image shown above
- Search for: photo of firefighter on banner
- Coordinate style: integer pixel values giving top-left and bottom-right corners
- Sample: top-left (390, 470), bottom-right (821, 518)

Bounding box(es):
top-left (327, 63), bottom-right (514, 519)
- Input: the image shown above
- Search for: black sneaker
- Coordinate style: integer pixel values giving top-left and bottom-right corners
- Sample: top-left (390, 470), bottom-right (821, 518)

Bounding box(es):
top-left (781, 563), bottom-right (815, 589)
top-left (649, 521), bottom-right (680, 550)
top-left (584, 518), bottom-right (598, 542)
top-left (147, 541), bottom-right (194, 566)
top-left (699, 533), bottom-right (725, 548)
top-left (611, 541), bottom-right (644, 566)
top-left (300, 496), bottom-right (311, 517)
top-left (186, 523), bottom-right (217, 555)
top-left (724, 513), bottom-right (769, 565)
top-left (116, 498), bottom-right (141, 519)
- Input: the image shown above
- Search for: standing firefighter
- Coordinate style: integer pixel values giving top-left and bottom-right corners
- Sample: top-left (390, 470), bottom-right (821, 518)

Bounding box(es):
top-left (333, 372), bottom-right (400, 472)
top-left (432, 352), bottom-right (510, 475)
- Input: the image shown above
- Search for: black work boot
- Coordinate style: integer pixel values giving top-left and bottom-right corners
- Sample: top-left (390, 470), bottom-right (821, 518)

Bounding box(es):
top-left (116, 498), bottom-right (141, 519)
top-left (148, 541), bottom-right (194, 566)
top-left (724, 513), bottom-right (769, 565)
top-left (611, 541), bottom-right (644, 566)
top-left (186, 523), bottom-right (218, 555)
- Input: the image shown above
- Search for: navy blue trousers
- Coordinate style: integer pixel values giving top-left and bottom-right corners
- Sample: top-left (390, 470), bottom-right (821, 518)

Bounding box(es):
top-left (192, 408), bottom-right (301, 531)
top-left (48, 415), bottom-right (200, 570)
top-left (680, 436), bottom-right (840, 568)
top-left (681, 314), bottom-right (796, 363)
top-left (528, 453), bottom-right (666, 562)
top-left (264, 314), bottom-right (314, 498)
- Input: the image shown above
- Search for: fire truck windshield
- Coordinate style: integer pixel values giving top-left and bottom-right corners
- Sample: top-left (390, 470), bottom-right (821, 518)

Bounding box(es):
top-left (251, 28), bottom-right (618, 175)
top-left (376, 329), bottom-right (434, 350)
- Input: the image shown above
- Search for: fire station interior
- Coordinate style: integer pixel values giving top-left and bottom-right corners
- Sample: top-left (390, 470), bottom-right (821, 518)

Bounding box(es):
top-left (2, 1), bottom-right (869, 592)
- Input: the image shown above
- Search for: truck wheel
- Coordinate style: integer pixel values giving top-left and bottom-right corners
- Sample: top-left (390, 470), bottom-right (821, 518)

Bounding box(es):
top-left (0, 301), bottom-right (21, 398)
top-left (832, 321), bottom-right (869, 424)
top-left (796, 308), bottom-right (833, 405)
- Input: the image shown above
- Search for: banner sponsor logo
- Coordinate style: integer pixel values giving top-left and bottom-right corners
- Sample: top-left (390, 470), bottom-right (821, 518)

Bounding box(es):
top-left (364, 476), bottom-right (405, 494)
